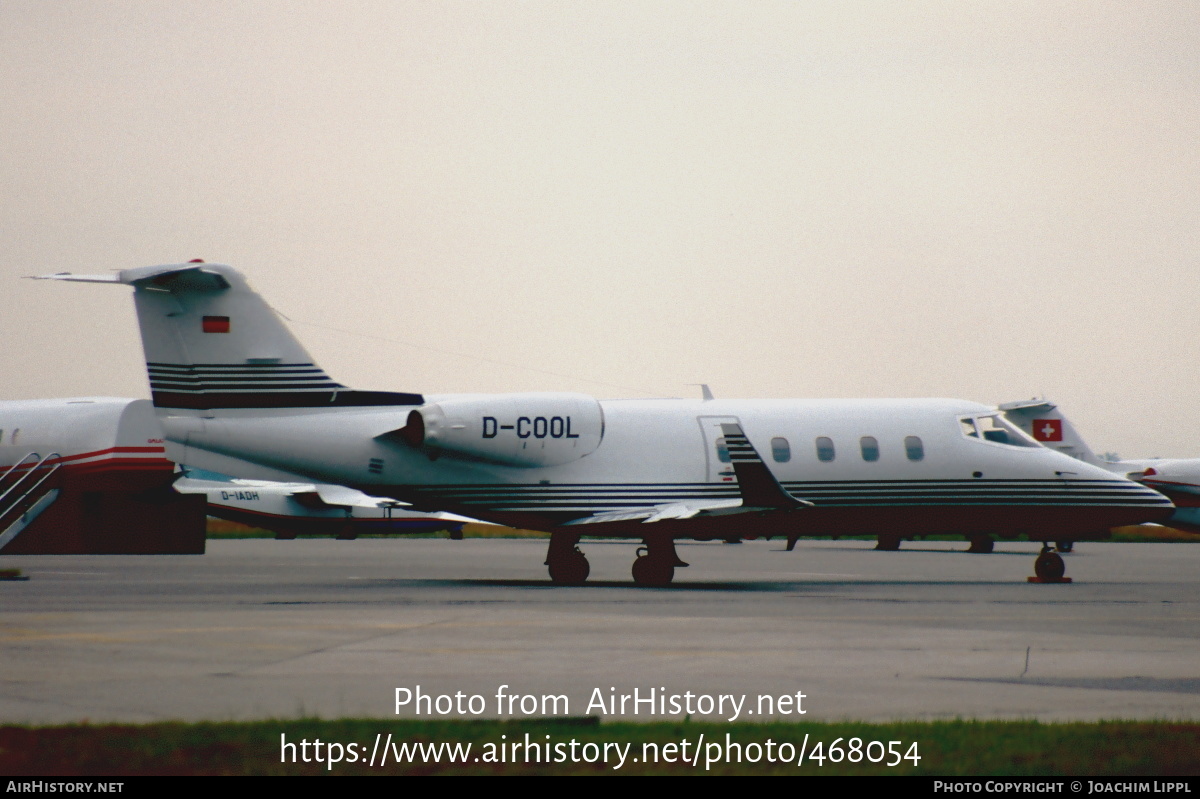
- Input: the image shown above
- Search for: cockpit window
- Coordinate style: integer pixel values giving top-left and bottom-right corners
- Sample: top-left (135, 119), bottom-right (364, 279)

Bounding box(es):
top-left (960, 414), bottom-right (1040, 448)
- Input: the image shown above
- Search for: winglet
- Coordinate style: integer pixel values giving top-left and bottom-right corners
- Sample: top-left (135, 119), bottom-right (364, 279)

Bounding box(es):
top-left (720, 423), bottom-right (812, 509)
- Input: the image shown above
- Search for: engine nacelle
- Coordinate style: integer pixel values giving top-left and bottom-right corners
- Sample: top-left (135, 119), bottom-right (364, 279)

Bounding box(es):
top-left (398, 393), bottom-right (604, 468)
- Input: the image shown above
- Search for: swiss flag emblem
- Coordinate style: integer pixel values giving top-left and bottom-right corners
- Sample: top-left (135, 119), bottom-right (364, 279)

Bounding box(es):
top-left (1032, 419), bottom-right (1063, 442)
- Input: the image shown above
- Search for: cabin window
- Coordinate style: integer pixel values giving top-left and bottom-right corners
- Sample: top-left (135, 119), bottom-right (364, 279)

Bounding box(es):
top-left (815, 436), bottom-right (835, 462)
top-left (11, 428), bottom-right (19, 445)
top-left (860, 436), bottom-right (880, 462)
top-left (904, 435), bottom-right (924, 461)
top-left (771, 437), bottom-right (791, 463)
top-left (715, 437), bottom-right (731, 463)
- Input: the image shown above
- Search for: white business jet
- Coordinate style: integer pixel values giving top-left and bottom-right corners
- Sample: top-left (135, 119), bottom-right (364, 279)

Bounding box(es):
top-left (37, 263), bottom-right (1174, 585)
top-left (1001, 399), bottom-right (1200, 535)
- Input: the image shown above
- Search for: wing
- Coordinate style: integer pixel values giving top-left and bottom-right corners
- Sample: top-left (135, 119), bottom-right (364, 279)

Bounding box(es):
top-left (562, 498), bottom-right (745, 526)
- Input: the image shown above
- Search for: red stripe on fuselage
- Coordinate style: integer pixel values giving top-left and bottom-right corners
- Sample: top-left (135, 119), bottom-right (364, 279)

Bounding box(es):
top-left (49, 446), bottom-right (167, 464)
top-left (4, 447), bottom-right (174, 486)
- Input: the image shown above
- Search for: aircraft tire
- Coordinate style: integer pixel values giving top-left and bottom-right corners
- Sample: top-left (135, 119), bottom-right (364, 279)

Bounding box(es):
top-left (1034, 551), bottom-right (1066, 581)
top-left (1055, 541), bottom-right (1074, 553)
top-left (875, 534), bottom-right (901, 551)
top-left (632, 555), bottom-right (674, 587)
top-left (548, 550), bottom-right (590, 585)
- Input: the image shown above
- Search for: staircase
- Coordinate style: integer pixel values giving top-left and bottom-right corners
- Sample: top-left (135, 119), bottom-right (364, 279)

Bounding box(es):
top-left (0, 453), bottom-right (62, 552)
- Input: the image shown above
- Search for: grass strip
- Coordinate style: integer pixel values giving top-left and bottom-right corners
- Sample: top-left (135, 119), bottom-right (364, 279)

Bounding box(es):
top-left (2, 718), bottom-right (1197, 776)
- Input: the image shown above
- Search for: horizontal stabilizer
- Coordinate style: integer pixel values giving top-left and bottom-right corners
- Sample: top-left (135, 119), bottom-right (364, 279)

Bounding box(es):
top-left (997, 399), bottom-right (1056, 413)
top-left (34, 263), bottom-right (233, 290)
top-left (30, 273), bottom-right (121, 284)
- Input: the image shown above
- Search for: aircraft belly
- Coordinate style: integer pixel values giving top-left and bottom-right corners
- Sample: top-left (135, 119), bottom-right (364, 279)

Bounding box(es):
top-left (786, 503), bottom-right (1173, 538)
top-left (382, 476), bottom-right (1173, 538)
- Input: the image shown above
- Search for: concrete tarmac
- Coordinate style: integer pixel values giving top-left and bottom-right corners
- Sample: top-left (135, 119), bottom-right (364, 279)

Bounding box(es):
top-left (1, 538), bottom-right (1198, 724)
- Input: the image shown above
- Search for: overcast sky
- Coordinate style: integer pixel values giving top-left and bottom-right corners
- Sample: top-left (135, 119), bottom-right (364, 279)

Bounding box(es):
top-left (2, 2), bottom-right (1198, 457)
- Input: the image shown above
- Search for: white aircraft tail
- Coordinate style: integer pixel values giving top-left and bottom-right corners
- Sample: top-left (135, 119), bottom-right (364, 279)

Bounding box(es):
top-left (998, 399), bottom-right (1105, 467)
top-left (38, 262), bottom-right (423, 412)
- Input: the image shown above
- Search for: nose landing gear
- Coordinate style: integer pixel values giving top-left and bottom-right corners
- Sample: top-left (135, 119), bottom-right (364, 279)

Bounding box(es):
top-left (1029, 543), bottom-right (1072, 583)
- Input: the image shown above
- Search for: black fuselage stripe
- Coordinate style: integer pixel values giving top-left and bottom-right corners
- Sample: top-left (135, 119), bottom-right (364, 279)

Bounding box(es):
top-left (150, 373), bottom-right (334, 381)
top-left (147, 361), bottom-right (320, 369)
top-left (151, 383), bottom-right (344, 392)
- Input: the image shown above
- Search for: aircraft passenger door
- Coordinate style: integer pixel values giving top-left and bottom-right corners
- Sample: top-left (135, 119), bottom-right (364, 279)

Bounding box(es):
top-left (696, 415), bottom-right (742, 483)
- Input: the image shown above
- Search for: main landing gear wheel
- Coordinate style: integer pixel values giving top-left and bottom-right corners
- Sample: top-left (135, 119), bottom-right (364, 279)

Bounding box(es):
top-left (632, 551), bottom-right (674, 587)
top-left (1032, 546), bottom-right (1068, 582)
top-left (548, 549), bottom-right (590, 585)
top-left (630, 537), bottom-right (688, 587)
top-left (875, 534), bottom-right (901, 551)
top-left (545, 531), bottom-right (590, 585)
top-left (967, 536), bottom-right (994, 554)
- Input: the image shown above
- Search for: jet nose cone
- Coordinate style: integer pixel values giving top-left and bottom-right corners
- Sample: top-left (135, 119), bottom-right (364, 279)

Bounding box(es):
top-left (1063, 461), bottom-right (1176, 527)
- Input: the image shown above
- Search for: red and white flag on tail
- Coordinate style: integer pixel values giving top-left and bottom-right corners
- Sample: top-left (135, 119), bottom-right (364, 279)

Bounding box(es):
top-left (1032, 419), bottom-right (1063, 442)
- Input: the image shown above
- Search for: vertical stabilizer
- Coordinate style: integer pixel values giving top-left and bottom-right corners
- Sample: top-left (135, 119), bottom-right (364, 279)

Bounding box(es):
top-left (37, 263), bottom-right (423, 411)
top-left (998, 399), bottom-right (1105, 467)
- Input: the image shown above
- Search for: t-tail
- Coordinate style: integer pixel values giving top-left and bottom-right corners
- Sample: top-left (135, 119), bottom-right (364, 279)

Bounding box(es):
top-left (36, 262), bottom-right (423, 412)
top-left (997, 399), bottom-right (1105, 467)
